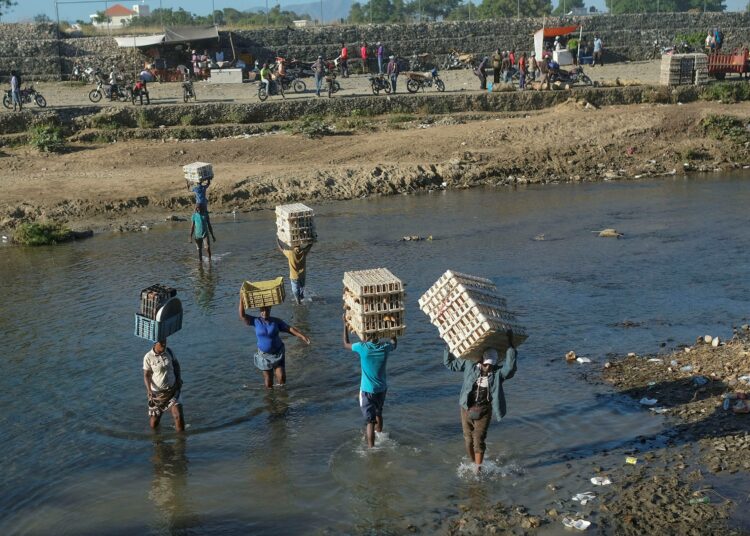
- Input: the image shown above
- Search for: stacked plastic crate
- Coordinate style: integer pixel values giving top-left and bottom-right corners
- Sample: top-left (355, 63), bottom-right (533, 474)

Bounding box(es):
top-left (183, 162), bottom-right (214, 188)
top-left (343, 268), bottom-right (405, 340)
top-left (419, 270), bottom-right (526, 361)
top-left (276, 203), bottom-right (317, 247)
top-left (134, 284), bottom-right (183, 341)
top-left (659, 53), bottom-right (708, 86)
top-left (240, 277), bottom-right (286, 309)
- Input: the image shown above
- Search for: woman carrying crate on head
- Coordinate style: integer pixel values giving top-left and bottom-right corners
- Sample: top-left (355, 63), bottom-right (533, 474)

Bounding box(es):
top-left (238, 290), bottom-right (311, 389)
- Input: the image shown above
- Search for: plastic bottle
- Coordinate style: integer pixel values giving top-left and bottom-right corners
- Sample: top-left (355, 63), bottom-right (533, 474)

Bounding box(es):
top-left (689, 497), bottom-right (710, 504)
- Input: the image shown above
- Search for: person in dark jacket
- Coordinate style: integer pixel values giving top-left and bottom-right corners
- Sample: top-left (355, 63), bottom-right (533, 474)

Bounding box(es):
top-left (474, 56), bottom-right (489, 90)
top-left (444, 329), bottom-right (517, 471)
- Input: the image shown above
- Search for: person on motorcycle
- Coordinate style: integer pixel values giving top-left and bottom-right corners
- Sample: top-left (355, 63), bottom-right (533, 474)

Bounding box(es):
top-left (386, 55), bottom-right (399, 93)
top-left (260, 62), bottom-right (271, 95)
top-left (312, 55), bottom-right (326, 97)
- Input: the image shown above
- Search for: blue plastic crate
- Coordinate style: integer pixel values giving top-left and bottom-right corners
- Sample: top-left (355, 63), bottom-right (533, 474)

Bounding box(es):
top-left (134, 312), bottom-right (183, 342)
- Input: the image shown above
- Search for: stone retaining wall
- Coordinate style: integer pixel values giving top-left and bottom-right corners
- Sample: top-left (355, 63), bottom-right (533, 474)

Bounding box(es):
top-left (0, 13), bottom-right (746, 80)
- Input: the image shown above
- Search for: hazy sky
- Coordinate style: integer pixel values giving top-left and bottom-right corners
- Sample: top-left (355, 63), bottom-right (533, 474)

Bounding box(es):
top-left (8, 0), bottom-right (746, 23)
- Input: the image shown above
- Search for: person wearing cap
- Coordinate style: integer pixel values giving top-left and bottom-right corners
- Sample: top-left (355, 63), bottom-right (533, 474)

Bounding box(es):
top-left (143, 339), bottom-right (185, 431)
top-left (443, 330), bottom-right (517, 471)
top-left (376, 42), bottom-right (385, 74)
top-left (386, 55), bottom-right (399, 93)
top-left (312, 55), bottom-right (326, 97)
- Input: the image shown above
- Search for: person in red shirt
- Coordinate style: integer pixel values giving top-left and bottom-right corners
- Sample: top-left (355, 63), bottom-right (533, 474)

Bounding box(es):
top-left (518, 52), bottom-right (527, 89)
top-left (338, 42), bottom-right (349, 78)
top-left (509, 49), bottom-right (516, 67)
top-left (360, 42), bottom-right (368, 73)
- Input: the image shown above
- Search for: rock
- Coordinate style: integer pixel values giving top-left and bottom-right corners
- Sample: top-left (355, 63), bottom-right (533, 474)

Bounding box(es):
top-left (712, 337), bottom-right (720, 347)
top-left (703, 335), bottom-right (713, 344)
top-left (546, 508), bottom-right (559, 517)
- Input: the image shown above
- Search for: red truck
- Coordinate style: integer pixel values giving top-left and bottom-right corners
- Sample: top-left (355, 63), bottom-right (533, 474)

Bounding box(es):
top-left (708, 49), bottom-right (749, 80)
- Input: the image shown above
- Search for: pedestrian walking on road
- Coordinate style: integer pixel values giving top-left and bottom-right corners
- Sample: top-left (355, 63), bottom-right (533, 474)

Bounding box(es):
top-left (593, 35), bottom-right (604, 67)
top-left (377, 42), bottom-right (385, 74)
top-left (528, 52), bottom-right (538, 82)
top-left (444, 330), bottom-right (517, 472)
top-left (360, 42), bottom-right (369, 74)
top-left (312, 55), bottom-right (325, 97)
top-left (386, 55), bottom-right (399, 93)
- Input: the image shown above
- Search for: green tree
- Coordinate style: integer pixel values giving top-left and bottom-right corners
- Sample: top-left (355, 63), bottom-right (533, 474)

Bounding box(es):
top-left (347, 0), bottom-right (409, 22)
top-left (406, 0), bottom-right (463, 19)
top-left (477, 0), bottom-right (551, 18)
top-left (92, 10), bottom-right (111, 24)
top-left (610, 0), bottom-right (724, 12)
top-left (552, 0), bottom-right (584, 15)
top-left (34, 13), bottom-right (52, 23)
top-left (445, 2), bottom-right (478, 19)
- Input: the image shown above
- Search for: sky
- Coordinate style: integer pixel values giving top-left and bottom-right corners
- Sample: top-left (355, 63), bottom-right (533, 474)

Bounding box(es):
top-left (7, 0), bottom-right (747, 23)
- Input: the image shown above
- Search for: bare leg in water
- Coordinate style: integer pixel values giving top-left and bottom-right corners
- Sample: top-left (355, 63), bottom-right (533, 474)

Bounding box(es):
top-left (274, 366), bottom-right (286, 386)
top-left (365, 415), bottom-right (383, 448)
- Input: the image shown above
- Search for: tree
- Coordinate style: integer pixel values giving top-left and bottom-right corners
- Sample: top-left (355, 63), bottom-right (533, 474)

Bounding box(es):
top-left (610, 0), bottom-right (724, 12)
top-left (92, 11), bottom-right (111, 24)
top-left (445, 2), bottom-right (478, 19)
top-left (347, 0), bottom-right (409, 22)
top-left (476, 0), bottom-right (551, 18)
top-left (34, 13), bottom-right (52, 23)
top-left (552, 0), bottom-right (584, 15)
top-left (406, 0), bottom-right (463, 20)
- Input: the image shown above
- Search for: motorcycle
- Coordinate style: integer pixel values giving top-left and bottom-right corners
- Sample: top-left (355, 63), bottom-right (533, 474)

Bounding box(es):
top-left (369, 73), bottom-right (392, 95)
top-left (442, 49), bottom-right (476, 70)
top-left (405, 68), bottom-right (445, 93)
top-left (324, 69), bottom-right (340, 98)
top-left (549, 65), bottom-right (593, 87)
top-left (278, 74), bottom-right (306, 93)
top-left (3, 84), bottom-right (47, 108)
top-left (182, 80), bottom-right (197, 102)
top-left (88, 78), bottom-right (131, 103)
top-left (257, 78), bottom-right (284, 101)
top-left (131, 80), bottom-right (150, 105)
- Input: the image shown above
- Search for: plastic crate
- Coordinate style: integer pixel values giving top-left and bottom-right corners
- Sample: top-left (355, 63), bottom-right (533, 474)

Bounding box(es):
top-left (419, 270), bottom-right (526, 361)
top-left (276, 203), bottom-right (317, 247)
top-left (183, 162), bottom-right (214, 182)
top-left (343, 268), bottom-right (405, 340)
top-left (139, 284), bottom-right (177, 320)
top-left (241, 277), bottom-right (286, 309)
top-left (134, 311), bottom-right (183, 342)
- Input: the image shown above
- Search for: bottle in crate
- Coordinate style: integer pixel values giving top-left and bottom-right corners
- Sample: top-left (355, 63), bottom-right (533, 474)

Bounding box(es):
top-left (343, 268), bottom-right (405, 340)
top-left (418, 270), bottom-right (526, 361)
top-left (276, 203), bottom-right (317, 248)
top-left (139, 284), bottom-right (177, 320)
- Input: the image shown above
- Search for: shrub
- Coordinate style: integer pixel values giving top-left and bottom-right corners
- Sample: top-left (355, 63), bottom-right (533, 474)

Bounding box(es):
top-left (28, 123), bottom-right (66, 152)
top-left (700, 114), bottom-right (750, 144)
top-left (675, 31), bottom-right (706, 50)
top-left (387, 114), bottom-right (415, 124)
top-left (350, 108), bottom-right (376, 118)
top-left (179, 113), bottom-right (199, 126)
top-left (288, 115), bottom-right (335, 138)
top-left (136, 109), bottom-right (154, 129)
top-left (701, 82), bottom-right (750, 103)
top-left (13, 222), bottom-right (72, 246)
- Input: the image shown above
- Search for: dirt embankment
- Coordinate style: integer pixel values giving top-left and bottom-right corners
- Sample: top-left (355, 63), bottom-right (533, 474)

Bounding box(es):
top-left (439, 328), bottom-right (750, 535)
top-left (1, 99), bottom-right (749, 233)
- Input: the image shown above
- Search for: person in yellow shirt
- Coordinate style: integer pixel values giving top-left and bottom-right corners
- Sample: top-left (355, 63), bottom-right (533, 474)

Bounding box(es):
top-left (278, 239), bottom-right (313, 304)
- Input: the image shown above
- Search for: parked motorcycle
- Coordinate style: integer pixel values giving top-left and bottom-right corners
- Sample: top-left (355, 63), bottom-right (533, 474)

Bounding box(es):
top-left (131, 80), bottom-right (150, 105)
top-left (2, 84), bottom-right (47, 108)
top-left (442, 50), bottom-right (476, 70)
top-left (182, 80), bottom-right (197, 102)
top-left (549, 65), bottom-right (593, 87)
top-left (88, 79), bottom-right (131, 103)
top-left (324, 70), bottom-right (340, 98)
top-left (369, 73), bottom-right (392, 95)
top-left (405, 68), bottom-right (445, 93)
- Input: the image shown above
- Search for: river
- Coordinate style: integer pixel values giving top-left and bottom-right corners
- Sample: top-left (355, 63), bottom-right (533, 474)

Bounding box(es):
top-left (1, 174), bottom-right (749, 535)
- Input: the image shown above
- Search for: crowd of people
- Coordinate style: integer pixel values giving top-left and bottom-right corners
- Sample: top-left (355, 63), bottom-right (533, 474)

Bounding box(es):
top-left (143, 178), bottom-right (520, 470)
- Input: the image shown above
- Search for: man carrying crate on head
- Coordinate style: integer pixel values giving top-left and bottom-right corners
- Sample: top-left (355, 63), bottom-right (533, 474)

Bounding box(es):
top-left (342, 314), bottom-right (398, 449)
top-left (143, 339), bottom-right (185, 432)
top-left (277, 238), bottom-right (313, 304)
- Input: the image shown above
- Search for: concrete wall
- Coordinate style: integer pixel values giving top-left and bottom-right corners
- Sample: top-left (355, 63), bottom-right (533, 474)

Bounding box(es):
top-left (0, 13), bottom-right (747, 80)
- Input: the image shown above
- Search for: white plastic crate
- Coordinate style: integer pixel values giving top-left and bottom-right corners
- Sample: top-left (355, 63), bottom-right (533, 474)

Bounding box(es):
top-left (419, 270), bottom-right (526, 361)
top-left (183, 162), bottom-right (214, 182)
top-left (343, 268), bottom-right (405, 340)
top-left (276, 203), bottom-right (317, 247)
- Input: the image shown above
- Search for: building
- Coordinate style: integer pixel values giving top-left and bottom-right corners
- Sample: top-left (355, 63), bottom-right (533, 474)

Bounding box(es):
top-left (90, 3), bottom-right (150, 29)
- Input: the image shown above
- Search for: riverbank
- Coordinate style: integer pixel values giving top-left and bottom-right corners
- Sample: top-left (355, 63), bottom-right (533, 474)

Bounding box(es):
top-left (440, 327), bottom-right (750, 535)
top-left (2, 98), bottom-right (748, 234)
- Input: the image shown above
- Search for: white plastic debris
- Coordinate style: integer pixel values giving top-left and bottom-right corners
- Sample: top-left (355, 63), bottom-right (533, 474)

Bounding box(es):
top-left (590, 476), bottom-right (612, 486)
top-left (703, 335), bottom-right (713, 343)
top-left (680, 365), bottom-right (693, 372)
top-left (562, 517), bottom-right (592, 530)
top-left (711, 337), bottom-right (720, 347)
top-left (650, 407), bottom-right (669, 414)
top-left (572, 491), bottom-right (596, 505)
top-left (576, 357), bottom-right (592, 364)
top-left (738, 375), bottom-right (750, 384)
top-left (647, 358), bottom-right (663, 363)
top-left (639, 398), bottom-right (658, 406)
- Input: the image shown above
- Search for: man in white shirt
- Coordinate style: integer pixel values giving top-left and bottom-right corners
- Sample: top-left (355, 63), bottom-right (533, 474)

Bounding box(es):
top-left (143, 339), bottom-right (185, 431)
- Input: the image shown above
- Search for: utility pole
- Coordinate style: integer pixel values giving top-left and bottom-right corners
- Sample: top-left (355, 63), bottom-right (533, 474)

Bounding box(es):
top-left (517, 0), bottom-right (519, 18)
top-left (266, 0), bottom-right (269, 25)
top-left (320, 0), bottom-right (324, 25)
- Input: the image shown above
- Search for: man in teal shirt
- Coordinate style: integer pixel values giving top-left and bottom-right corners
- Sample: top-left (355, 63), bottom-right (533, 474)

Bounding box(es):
top-left (343, 314), bottom-right (397, 448)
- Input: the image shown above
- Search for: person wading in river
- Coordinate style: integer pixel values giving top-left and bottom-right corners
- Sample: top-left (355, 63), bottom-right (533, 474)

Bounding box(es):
top-left (238, 296), bottom-right (310, 388)
top-left (189, 204), bottom-right (215, 262)
top-left (278, 238), bottom-right (313, 304)
top-left (343, 314), bottom-right (397, 448)
top-left (444, 330), bottom-right (517, 471)
top-left (143, 339), bottom-right (185, 431)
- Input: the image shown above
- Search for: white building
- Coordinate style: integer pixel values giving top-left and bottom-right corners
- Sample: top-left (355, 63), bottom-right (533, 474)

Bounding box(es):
top-left (90, 3), bottom-right (149, 29)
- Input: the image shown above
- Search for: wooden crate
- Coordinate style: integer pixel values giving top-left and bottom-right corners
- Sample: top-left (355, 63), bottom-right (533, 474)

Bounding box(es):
top-left (418, 270), bottom-right (527, 361)
top-left (276, 203), bottom-right (317, 247)
top-left (343, 268), bottom-right (405, 340)
top-left (241, 277), bottom-right (285, 309)
top-left (183, 162), bottom-right (214, 182)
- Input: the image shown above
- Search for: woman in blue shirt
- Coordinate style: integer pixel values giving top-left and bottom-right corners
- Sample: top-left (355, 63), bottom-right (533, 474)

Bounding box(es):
top-left (238, 297), bottom-right (310, 388)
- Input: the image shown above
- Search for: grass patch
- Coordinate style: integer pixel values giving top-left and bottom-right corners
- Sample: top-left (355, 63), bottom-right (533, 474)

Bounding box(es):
top-left (28, 123), bottom-right (66, 153)
top-left (642, 86), bottom-right (672, 104)
top-left (90, 114), bottom-right (120, 130)
top-left (350, 108), bottom-right (377, 118)
top-left (387, 114), bottom-right (416, 124)
top-left (701, 82), bottom-right (750, 103)
top-left (700, 114), bottom-right (750, 144)
top-left (136, 109), bottom-right (155, 129)
top-left (286, 115), bottom-right (335, 138)
top-left (226, 107), bottom-right (252, 123)
top-left (13, 222), bottom-right (72, 246)
top-left (683, 147), bottom-right (710, 160)
top-left (179, 113), bottom-right (200, 126)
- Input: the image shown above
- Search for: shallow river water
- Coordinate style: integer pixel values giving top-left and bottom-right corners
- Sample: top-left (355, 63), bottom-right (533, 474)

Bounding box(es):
top-left (2, 174), bottom-right (750, 535)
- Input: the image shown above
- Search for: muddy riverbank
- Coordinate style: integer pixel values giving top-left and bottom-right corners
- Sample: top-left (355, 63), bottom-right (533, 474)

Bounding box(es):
top-left (1, 98), bottom-right (748, 234)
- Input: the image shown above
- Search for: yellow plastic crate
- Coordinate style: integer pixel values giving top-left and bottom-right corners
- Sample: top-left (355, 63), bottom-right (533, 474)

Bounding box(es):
top-left (241, 277), bottom-right (285, 309)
